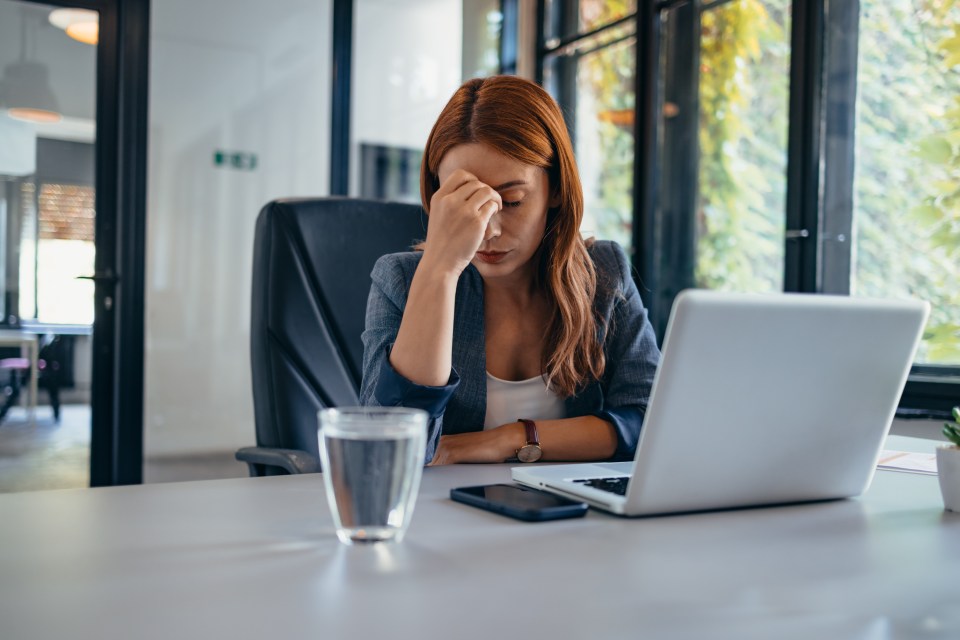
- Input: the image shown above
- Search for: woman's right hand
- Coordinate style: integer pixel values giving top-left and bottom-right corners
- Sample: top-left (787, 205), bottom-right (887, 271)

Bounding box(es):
top-left (421, 170), bottom-right (502, 276)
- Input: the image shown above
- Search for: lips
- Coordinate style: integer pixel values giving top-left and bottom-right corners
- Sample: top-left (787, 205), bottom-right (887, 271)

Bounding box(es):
top-left (476, 250), bottom-right (509, 264)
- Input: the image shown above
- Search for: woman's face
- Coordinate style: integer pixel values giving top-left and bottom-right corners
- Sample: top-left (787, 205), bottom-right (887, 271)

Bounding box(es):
top-left (437, 143), bottom-right (556, 284)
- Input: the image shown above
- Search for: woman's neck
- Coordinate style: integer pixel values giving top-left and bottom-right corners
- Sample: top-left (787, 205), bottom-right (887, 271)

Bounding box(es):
top-left (483, 274), bottom-right (542, 309)
top-left (480, 256), bottom-right (544, 305)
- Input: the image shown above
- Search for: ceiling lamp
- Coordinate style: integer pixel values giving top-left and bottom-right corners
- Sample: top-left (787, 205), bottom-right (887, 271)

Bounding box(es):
top-left (0, 61), bottom-right (61, 122)
top-left (0, 9), bottom-right (61, 123)
top-left (49, 8), bottom-right (99, 45)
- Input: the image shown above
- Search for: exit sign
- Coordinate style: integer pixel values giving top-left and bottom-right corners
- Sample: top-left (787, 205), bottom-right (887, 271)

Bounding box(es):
top-left (213, 150), bottom-right (258, 171)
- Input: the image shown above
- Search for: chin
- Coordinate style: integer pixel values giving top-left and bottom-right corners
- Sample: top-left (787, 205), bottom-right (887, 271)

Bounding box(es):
top-left (473, 256), bottom-right (536, 282)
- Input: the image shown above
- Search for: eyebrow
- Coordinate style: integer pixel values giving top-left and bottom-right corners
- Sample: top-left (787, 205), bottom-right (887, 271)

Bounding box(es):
top-left (493, 180), bottom-right (528, 191)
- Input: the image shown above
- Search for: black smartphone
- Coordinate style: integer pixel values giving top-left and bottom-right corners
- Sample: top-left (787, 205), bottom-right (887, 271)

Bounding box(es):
top-left (450, 484), bottom-right (589, 522)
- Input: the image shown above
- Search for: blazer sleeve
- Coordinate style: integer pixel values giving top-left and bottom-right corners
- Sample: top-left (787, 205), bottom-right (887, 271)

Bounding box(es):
top-left (359, 253), bottom-right (460, 464)
top-left (594, 243), bottom-right (661, 460)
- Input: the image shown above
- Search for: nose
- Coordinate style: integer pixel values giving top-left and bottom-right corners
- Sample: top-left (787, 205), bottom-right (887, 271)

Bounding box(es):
top-left (484, 211), bottom-right (502, 241)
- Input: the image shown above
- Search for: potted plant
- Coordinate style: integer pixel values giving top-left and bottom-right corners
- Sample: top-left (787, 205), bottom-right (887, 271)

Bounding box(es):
top-left (939, 407), bottom-right (960, 512)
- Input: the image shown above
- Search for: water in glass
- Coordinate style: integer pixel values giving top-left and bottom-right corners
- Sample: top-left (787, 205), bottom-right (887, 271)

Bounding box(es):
top-left (318, 408), bottom-right (426, 544)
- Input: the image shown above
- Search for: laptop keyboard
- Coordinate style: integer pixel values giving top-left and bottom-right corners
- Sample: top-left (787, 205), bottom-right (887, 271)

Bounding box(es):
top-left (572, 476), bottom-right (630, 496)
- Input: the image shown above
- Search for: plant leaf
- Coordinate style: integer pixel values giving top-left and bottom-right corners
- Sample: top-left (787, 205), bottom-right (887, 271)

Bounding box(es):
top-left (946, 424), bottom-right (960, 446)
top-left (916, 136), bottom-right (954, 164)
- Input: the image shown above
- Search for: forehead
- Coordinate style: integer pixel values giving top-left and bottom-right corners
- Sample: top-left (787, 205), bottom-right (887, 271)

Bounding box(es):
top-left (437, 143), bottom-right (545, 187)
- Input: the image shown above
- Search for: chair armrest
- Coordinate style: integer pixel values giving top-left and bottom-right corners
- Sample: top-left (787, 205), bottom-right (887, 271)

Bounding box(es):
top-left (235, 446), bottom-right (321, 476)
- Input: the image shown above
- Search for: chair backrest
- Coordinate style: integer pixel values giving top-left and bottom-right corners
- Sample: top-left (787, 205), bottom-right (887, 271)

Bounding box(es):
top-left (250, 197), bottom-right (427, 456)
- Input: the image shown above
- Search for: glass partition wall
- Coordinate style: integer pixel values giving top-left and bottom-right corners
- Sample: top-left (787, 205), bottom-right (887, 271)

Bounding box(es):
top-left (143, 0), bottom-right (508, 478)
top-left (142, 0), bottom-right (333, 473)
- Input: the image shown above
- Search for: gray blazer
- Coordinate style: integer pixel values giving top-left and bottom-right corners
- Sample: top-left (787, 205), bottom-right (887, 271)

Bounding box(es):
top-left (360, 240), bottom-right (661, 463)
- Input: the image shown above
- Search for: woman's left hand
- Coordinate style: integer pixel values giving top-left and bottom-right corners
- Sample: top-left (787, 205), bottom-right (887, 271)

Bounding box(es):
top-left (429, 425), bottom-right (522, 465)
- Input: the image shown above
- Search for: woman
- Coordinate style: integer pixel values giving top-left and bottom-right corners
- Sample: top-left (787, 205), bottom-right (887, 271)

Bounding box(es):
top-left (360, 75), bottom-right (660, 465)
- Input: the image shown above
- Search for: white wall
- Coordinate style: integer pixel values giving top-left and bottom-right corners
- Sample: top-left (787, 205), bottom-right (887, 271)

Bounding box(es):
top-left (144, 0), bottom-right (332, 456)
top-left (349, 0), bottom-right (463, 195)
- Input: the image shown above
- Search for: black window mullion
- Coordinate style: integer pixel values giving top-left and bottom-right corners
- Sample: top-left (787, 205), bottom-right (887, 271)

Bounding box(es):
top-left (632, 0), bottom-right (664, 328)
top-left (784, 0), bottom-right (826, 293)
top-left (330, 0), bottom-right (352, 197)
top-left (545, 0), bottom-right (580, 141)
top-left (820, 0), bottom-right (859, 295)
top-left (535, 0), bottom-right (546, 84)
top-left (645, 1), bottom-right (698, 340)
top-left (499, 0), bottom-right (519, 75)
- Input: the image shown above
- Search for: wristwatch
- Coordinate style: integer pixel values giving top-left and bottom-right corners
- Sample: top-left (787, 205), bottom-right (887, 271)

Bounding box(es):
top-left (516, 419), bottom-right (542, 463)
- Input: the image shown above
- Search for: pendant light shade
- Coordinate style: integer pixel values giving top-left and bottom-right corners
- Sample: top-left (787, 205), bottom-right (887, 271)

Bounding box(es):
top-left (0, 60), bottom-right (62, 123)
top-left (1, 8), bottom-right (64, 123)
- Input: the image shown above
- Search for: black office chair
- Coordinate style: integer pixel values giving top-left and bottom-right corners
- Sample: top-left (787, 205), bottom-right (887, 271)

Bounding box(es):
top-left (236, 197), bottom-right (427, 476)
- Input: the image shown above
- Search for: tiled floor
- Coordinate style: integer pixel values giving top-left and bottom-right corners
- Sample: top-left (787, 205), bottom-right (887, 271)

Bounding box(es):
top-left (0, 405), bottom-right (91, 493)
top-left (0, 404), bottom-right (248, 494)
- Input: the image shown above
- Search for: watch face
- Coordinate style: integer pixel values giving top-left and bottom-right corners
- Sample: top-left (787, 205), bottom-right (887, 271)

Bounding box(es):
top-left (517, 444), bottom-right (542, 463)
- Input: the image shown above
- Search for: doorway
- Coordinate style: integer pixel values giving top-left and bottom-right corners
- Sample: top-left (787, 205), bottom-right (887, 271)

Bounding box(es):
top-left (0, 0), bottom-right (147, 489)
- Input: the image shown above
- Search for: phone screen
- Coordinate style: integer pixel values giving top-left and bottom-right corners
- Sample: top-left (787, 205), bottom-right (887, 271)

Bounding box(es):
top-left (457, 484), bottom-right (581, 508)
top-left (450, 484), bottom-right (588, 521)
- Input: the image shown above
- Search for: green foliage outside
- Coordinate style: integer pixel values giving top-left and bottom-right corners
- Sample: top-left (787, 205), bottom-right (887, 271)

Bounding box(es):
top-left (854, 0), bottom-right (960, 364)
top-left (697, 0), bottom-right (790, 292)
top-left (696, 0), bottom-right (960, 365)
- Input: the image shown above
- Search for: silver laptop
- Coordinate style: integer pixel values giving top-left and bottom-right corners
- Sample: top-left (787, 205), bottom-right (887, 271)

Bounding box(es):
top-left (512, 290), bottom-right (929, 516)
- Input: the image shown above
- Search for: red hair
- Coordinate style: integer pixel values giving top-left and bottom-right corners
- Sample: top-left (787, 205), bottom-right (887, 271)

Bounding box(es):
top-left (420, 76), bottom-right (604, 396)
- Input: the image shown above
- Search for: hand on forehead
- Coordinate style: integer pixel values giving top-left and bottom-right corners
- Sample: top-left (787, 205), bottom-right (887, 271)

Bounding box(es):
top-left (437, 143), bottom-right (547, 197)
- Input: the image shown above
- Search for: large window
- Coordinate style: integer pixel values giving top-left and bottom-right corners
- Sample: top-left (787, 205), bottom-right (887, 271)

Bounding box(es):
top-left (694, 0), bottom-right (791, 294)
top-left (851, 0), bottom-right (960, 367)
top-left (538, 0), bottom-right (960, 416)
top-left (37, 182), bottom-right (94, 323)
top-left (541, 0), bottom-right (637, 246)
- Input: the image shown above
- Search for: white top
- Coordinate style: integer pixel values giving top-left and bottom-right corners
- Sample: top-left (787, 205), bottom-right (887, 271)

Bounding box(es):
top-left (483, 371), bottom-right (566, 429)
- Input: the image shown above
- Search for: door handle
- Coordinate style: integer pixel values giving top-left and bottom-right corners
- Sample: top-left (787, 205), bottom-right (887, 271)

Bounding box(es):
top-left (76, 270), bottom-right (120, 285)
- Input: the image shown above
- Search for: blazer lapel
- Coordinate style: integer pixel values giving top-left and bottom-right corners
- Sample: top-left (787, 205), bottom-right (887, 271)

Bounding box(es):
top-left (448, 265), bottom-right (487, 432)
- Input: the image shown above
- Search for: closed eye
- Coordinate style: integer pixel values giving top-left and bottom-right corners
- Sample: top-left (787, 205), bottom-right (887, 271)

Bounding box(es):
top-left (503, 200), bottom-right (523, 208)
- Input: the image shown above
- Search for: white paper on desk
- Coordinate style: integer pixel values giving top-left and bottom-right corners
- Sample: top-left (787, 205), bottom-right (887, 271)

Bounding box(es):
top-left (877, 450), bottom-right (938, 475)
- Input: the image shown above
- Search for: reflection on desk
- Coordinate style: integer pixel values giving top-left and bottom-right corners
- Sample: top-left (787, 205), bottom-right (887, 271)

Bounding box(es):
top-left (0, 436), bottom-right (957, 640)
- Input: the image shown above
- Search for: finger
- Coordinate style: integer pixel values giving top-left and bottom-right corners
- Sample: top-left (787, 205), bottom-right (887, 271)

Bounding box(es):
top-left (464, 184), bottom-right (502, 214)
top-left (430, 177), bottom-right (484, 214)
top-left (435, 169), bottom-right (478, 197)
top-left (478, 199), bottom-right (500, 225)
top-left (451, 178), bottom-right (490, 203)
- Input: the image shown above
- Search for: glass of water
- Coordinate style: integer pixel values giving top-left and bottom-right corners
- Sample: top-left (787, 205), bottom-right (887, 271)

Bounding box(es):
top-left (317, 407), bottom-right (428, 545)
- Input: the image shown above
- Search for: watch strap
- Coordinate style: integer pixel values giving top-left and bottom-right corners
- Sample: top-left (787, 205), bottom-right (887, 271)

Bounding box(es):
top-left (518, 418), bottom-right (539, 446)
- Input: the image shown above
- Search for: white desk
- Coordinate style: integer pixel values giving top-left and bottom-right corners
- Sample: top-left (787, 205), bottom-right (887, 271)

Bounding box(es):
top-left (0, 329), bottom-right (38, 423)
top-left (0, 436), bottom-right (957, 640)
